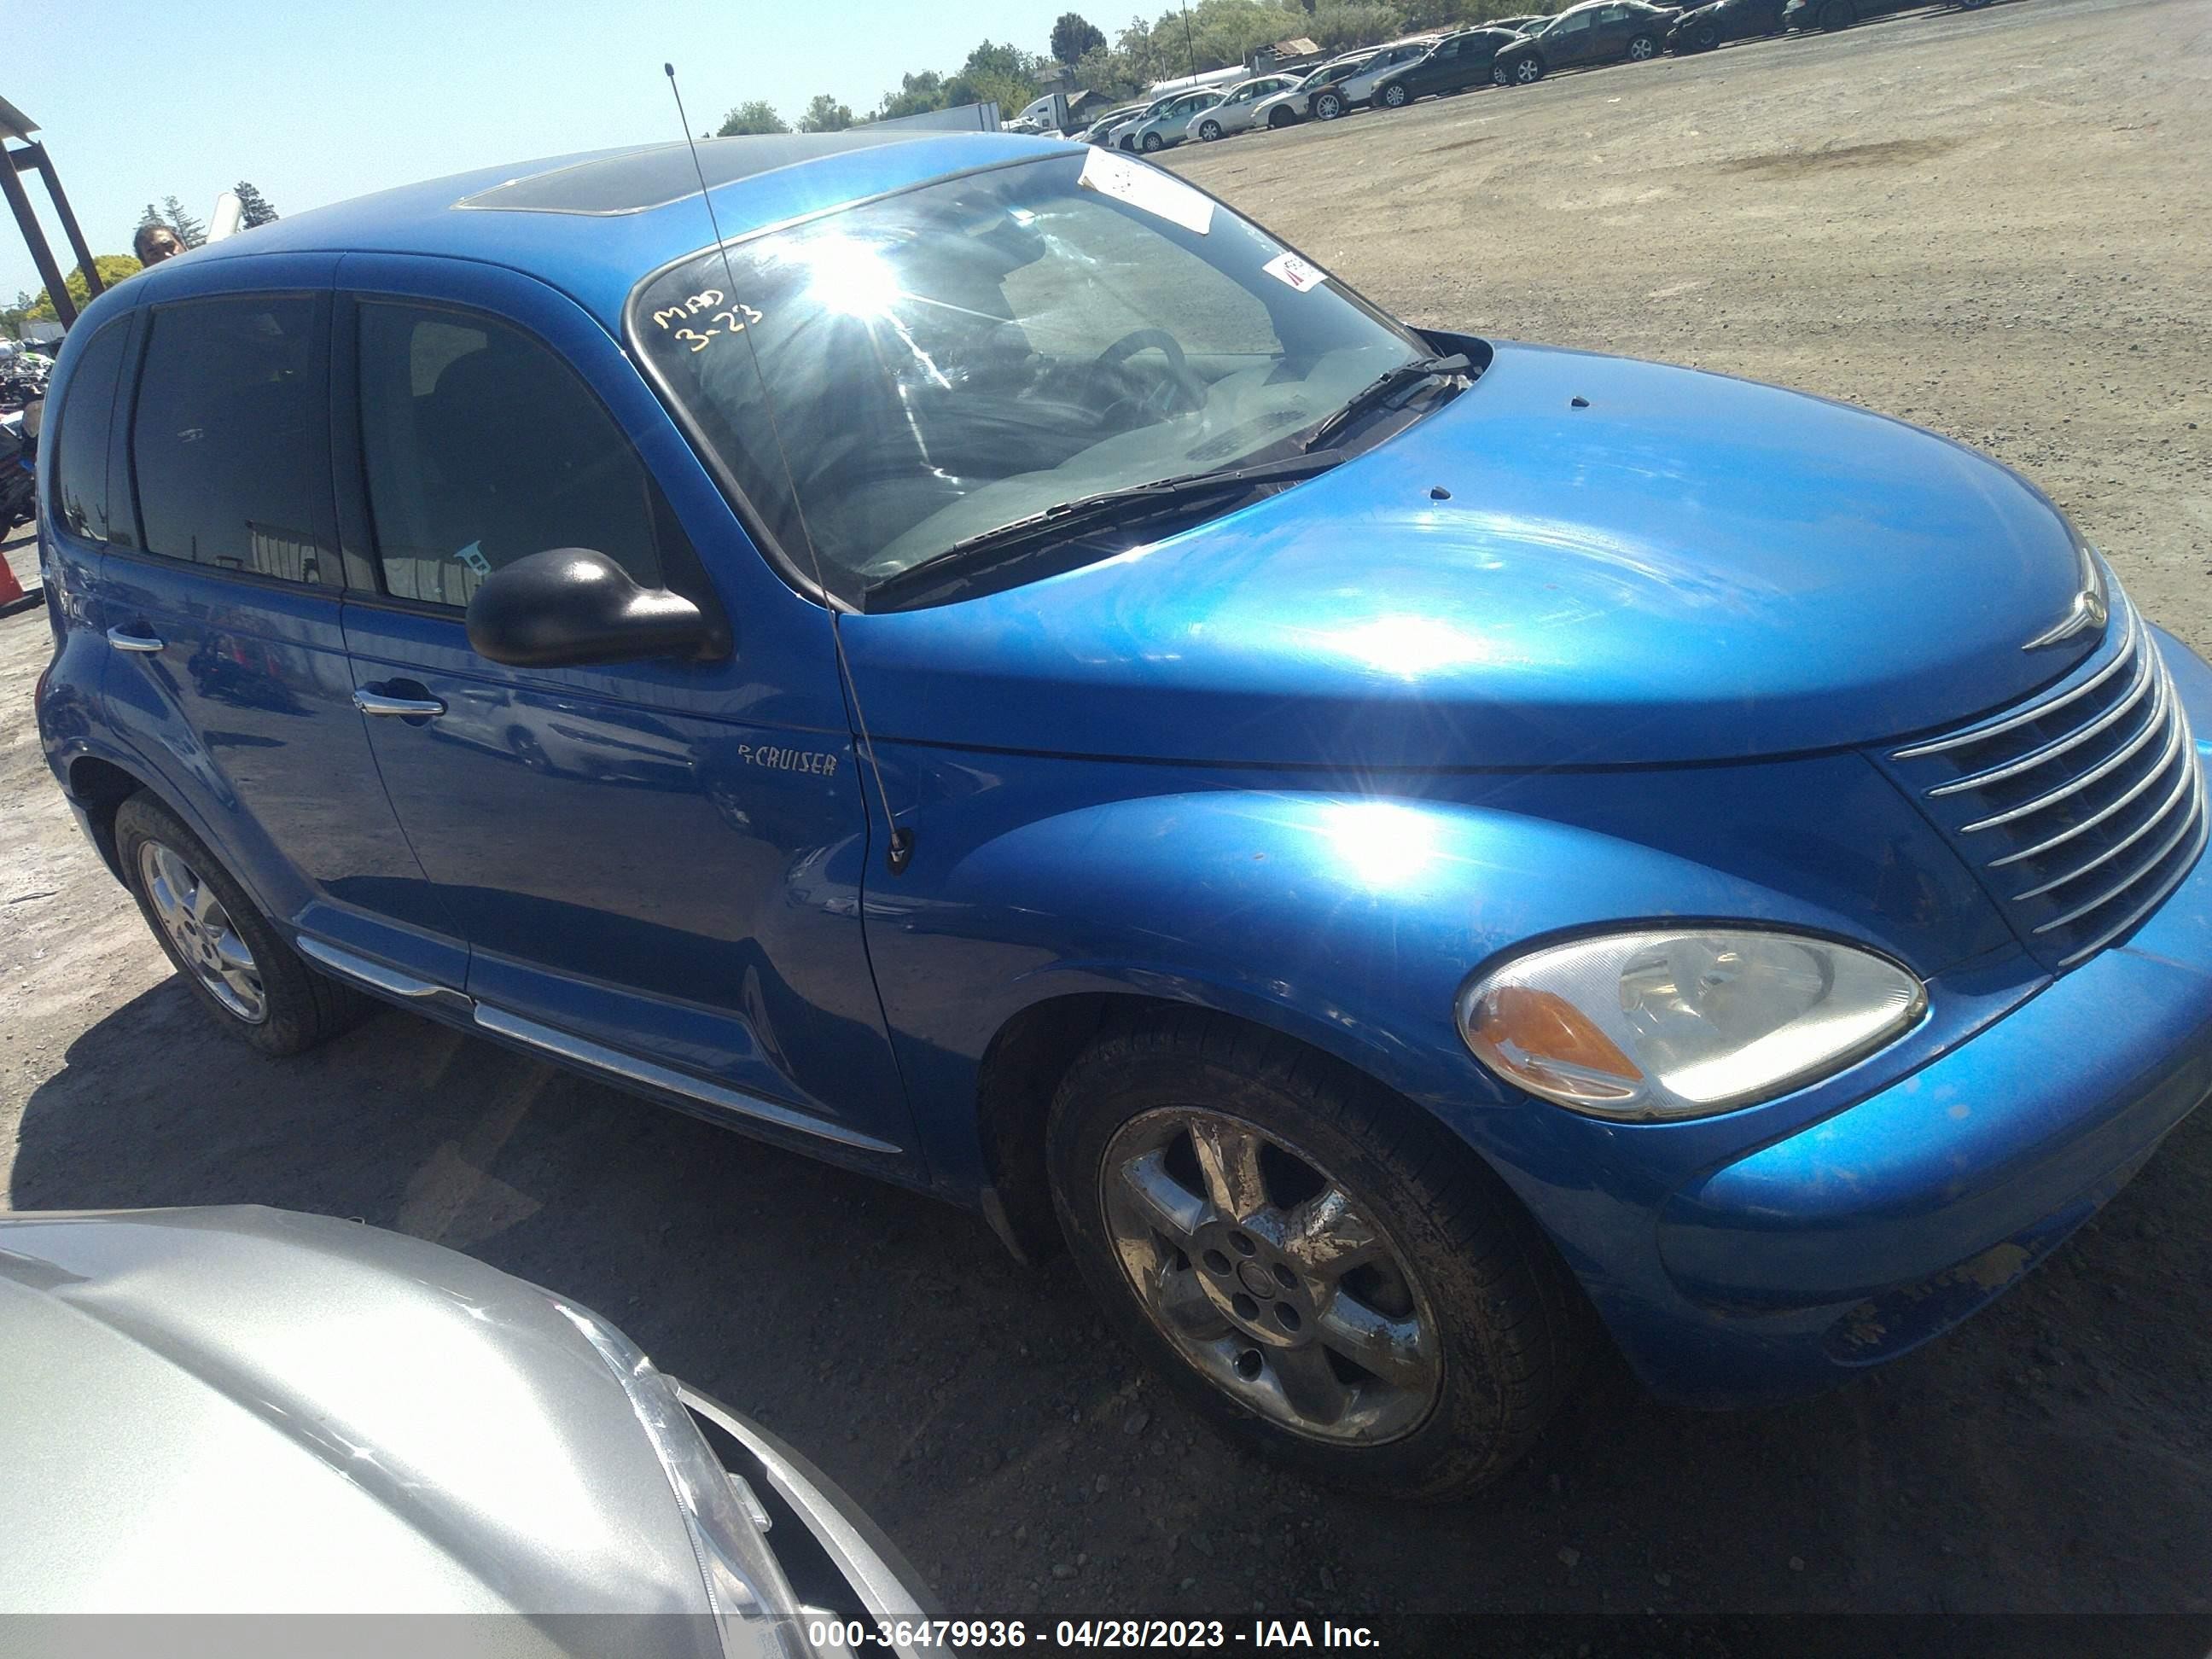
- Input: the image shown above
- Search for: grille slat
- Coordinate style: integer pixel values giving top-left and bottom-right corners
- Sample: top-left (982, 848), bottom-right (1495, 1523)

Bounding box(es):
top-left (1957, 665), bottom-right (2174, 833)
top-left (1883, 585), bottom-right (2206, 974)
top-left (1928, 636), bottom-right (2157, 797)
top-left (2011, 746), bottom-right (2200, 902)
top-left (1893, 607), bottom-right (2144, 759)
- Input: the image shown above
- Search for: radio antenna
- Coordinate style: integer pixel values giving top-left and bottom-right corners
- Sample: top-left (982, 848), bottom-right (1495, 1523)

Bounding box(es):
top-left (662, 63), bottom-right (914, 875)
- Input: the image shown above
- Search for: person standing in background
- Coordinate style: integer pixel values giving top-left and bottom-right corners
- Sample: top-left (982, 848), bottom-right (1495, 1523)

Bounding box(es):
top-left (132, 222), bottom-right (183, 266)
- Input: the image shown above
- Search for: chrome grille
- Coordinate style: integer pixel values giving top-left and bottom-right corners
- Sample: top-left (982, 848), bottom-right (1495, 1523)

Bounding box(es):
top-left (1885, 590), bottom-right (2206, 971)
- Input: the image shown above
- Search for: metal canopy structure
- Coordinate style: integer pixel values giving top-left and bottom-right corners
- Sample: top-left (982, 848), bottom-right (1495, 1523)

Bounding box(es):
top-left (1, 95), bottom-right (103, 330)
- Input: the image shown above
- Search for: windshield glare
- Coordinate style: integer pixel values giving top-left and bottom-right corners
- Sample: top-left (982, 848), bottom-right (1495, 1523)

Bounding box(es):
top-left (634, 153), bottom-right (1425, 604)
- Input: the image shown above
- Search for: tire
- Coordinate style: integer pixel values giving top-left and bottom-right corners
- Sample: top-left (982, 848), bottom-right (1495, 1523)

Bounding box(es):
top-left (1626, 32), bottom-right (1659, 58)
top-left (1819, 0), bottom-right (1854, 26)
top-left (1314, 90), bottom-right (1346, 120)
top-left (1512, 55), bottom-right (1545, 84)
top-left (1378, 81), bottom-right (1410, 108)
top-left (1045, 1011), bottom-right (1592, 1501)
top-left (1268, 106), bottom-right (1295, 128)
top-left (1693, 20), bottom-right (1722, 48)
top-left (1493, 61), bottom-right (1511, 85)
top-left (1197, 118), bottom-right (1224, 141)
top-left (1139, 131), bottom-right (1164, 153)
top-left (114, 790), bottom-right (370, 1057)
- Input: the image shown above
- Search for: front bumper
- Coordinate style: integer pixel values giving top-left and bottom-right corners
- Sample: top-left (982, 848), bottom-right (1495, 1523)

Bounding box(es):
top-left (1593, 627), bottom-right (2212, 1405)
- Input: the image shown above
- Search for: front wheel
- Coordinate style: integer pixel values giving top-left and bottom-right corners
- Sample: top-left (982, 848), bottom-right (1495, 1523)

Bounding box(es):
top-left (1197, 118), bottom-right (1224, 141)
top-left (114, 791), bottom-right (370, 1057)
top-left (1268, 106), bottom-right (1295, 128)
top-left (1314, 90), bottom-right (1346, 120)
top-left (1512, 55), bottom-right (1545, 84)
top-left (1139, 131), bottom-right (1164, 153)
top-left (1692, 20), bottom-right (1722, 48)
top-left (1378, 82), bottom-right (1410, 108)
top-left (1047, 1016), bottom-right (1591, 1500)
top-left (1626, 31), bottom-right (1659, 58)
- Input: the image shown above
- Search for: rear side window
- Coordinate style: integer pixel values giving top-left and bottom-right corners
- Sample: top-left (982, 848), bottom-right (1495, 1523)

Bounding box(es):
top-left (52, 317), bottom-right (131, 544)
top-left (131, 295), bottom-right (338, 585)
top-left (355, 300), bottom-right (664, 608)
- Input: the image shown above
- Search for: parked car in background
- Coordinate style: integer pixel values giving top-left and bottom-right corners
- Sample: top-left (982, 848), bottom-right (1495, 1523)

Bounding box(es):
top-left (1372, 28), bottom-right (1522, 108)
top-left (37, 132), bottom-right (2212, 1503)
top-left (1491, 13), bottom-right (1546, 27)
top-left (1493, 0), bottom-right (1682, 82)
top-left (1080, 102), bottom-right (1146, 144)
top-left (1188, 74), bottom-right (1303, 141)
top-left (0, 1208), bottom-right (929, 1633)
top-left (1669, 0), bottom-right (1787, 49)
top-left (1314, 38), bottom-right (1443, 119)
top-left (1783, 0), bottom-right (1953, 27)
top-left (1249, 50), bottom-right (1381, 128)
top-left (1118, 87), bottom-right (1223, 151)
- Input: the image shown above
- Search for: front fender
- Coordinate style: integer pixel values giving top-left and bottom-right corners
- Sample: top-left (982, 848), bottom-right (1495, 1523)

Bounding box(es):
top-left (864, 744), bottom-right (2036, 1225)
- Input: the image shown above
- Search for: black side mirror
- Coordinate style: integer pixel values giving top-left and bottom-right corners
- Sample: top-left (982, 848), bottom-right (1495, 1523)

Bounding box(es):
top-left (465, 548), bottom-right (722, 668)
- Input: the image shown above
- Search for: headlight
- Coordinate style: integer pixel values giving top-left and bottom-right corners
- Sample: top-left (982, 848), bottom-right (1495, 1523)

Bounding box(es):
top-left (1457, 928), bottom-right (1924, 1120)
top-left (556, 1303), bottom-right (805, 1659)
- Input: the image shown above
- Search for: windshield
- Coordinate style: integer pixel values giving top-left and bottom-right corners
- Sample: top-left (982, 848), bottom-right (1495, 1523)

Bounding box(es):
top-left (633, 152), bottom-right (1428, 605)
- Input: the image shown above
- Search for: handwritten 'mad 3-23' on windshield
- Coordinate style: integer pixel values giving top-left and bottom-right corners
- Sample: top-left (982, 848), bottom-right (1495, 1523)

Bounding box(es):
top-left (650, 289), bottom-right (765, 353)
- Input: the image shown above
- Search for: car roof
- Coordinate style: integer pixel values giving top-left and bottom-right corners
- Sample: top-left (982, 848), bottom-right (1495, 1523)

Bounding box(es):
top-left (158, 131), bottom-right (1074, 337)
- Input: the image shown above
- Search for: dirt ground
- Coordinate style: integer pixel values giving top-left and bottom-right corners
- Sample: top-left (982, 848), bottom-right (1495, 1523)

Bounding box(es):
top-left (4, 0), bottom-right (2210, 1632)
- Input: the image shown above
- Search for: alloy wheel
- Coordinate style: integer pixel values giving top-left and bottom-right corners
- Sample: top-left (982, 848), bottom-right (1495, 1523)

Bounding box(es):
top-left (139, 840), bottom-right (266, 1022)
top-left (1629, 34), bottom-right (1656, 57)
top-left (1097, 1107), bottom-right (1443, 1444)
top-left (1515, 58), bottom-right (1542, 82)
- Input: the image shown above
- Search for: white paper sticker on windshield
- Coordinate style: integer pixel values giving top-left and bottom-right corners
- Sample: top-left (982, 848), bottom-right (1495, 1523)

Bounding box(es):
top-left (1261, 251), bottom-right (1329, 293)
top-left (1078, 148), bottom-right (1214, 236)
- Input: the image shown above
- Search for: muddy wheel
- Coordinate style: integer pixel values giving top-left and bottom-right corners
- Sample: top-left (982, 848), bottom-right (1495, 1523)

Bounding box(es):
top-left (1047, 1013), bottom-right (1592, 1500)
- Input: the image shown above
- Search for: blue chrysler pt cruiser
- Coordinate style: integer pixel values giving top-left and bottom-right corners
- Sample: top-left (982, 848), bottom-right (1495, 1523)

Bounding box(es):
top-left (34, 132), bottom-right (2212, 1499)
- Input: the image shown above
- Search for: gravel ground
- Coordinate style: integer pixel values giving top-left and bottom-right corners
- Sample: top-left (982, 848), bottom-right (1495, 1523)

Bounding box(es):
top-left (3, 0), bottom-right (2210, 1633)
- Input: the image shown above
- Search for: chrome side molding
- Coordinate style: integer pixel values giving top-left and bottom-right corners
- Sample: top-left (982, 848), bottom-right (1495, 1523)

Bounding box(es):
top-left (296, 935), bottom-right (473, 1012)
top-left (472, 1004), bottom-right (904, 1156)
top-left (294, 934), bottom-right (901, 1156)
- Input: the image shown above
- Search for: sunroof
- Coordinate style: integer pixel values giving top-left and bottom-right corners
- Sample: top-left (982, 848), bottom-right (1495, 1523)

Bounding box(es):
top-left (453, 132), bottom-right (933, 217)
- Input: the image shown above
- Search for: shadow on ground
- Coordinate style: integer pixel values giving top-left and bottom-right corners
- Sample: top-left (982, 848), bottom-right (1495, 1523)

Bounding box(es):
top-left (13, 981), bottom-right (2212, 1620)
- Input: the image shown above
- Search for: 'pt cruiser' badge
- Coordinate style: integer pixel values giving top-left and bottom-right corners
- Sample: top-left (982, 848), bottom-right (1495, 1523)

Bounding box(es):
top-left (736, 742), bottom-right (838, 777)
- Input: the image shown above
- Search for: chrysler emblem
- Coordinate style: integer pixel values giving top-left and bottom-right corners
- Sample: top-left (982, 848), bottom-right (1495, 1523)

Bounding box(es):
top-left (2023, 578), bottom-right (2108, 650)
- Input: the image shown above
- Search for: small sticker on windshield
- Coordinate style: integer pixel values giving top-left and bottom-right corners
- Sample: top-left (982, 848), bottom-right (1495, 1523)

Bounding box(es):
top-left (1079, 148), bottom-right (1214, 236)
top-left (1261, 252), bottom-right (1329, 293)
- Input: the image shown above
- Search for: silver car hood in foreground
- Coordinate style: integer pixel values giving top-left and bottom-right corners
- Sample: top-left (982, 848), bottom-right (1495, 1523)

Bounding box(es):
top-left (0, 1206), bottom-right (720, 1625)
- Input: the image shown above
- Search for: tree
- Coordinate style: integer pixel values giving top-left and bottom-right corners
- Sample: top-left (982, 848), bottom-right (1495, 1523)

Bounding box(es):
top-left (872, 70), bottom-right (948, 121)
top-left (798, 93), bottom-right (854, 133)
top-left (160, 195), bottom-right (208, 249)
top-left (716, 99), bottom-right (790, 136)
top-left (26, 255), bottom-right (145, 323)
top-left (1051, 11), bottom-right (1108, 65)
top-left (233, 180), bottom-right (279, 228)
top-left (945, 39), bottom-right (1045, 115)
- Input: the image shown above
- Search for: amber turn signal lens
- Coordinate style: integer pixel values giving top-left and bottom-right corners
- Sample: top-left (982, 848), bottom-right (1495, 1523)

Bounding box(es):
top-left (1468, 985), bottom-right (1644, 1099)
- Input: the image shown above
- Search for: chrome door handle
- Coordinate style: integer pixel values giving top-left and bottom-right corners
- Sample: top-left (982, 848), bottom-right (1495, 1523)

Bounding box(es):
top-left (105, 626), bottom-right (164, 653)
top-left (353, 688), bottom-right (447, 718)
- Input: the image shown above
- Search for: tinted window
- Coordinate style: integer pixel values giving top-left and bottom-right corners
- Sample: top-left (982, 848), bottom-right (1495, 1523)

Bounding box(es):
top-left (131, 296), bottom-right (336, 585)
top-left (53, 317), bottom-right (130, 544)
top-left (357, 301), bottom-right (663, 608)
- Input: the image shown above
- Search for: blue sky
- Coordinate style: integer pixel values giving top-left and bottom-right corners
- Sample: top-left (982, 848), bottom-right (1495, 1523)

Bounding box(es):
top-left (6, 0), bottom-right (1095, 300)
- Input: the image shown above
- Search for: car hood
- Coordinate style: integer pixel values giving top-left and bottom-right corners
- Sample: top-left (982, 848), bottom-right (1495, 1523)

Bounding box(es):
top-left (0, 1208), bottom-right (715, 1632)
top-left (846, 341), bottom-right (2093, 768)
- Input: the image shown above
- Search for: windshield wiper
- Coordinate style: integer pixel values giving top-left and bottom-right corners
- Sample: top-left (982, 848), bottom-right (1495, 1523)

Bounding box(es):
top-left (1299, 353), bottom-right (1470, 454)
top-left (864, 449), bottom-right (1347, 606)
